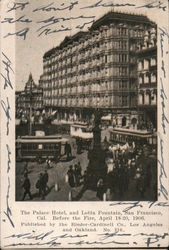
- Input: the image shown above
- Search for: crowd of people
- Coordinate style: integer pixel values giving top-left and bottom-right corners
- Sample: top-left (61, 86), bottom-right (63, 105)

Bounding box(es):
top-left (21, 139), bottom-right (156, 201)
top-left (22, 169), bottom-right (49, 201)
top-left (35, 170), bottom-right (49, 200)
top-left (66, 162), bottom-right (82, 188)
top-left (104, 142), bottom-right (156, 199)
top-left (21, 159), bottom-right (83, 201)
top-left (69, 142), bottom-right (156, 201)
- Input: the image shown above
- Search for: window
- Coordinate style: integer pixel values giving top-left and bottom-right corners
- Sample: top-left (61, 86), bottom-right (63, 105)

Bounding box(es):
top-left (151, 73), bottom-right (156, 83)
top-left (33, 144), bottom-right (37, 150)
top-left (122, 96), bottom-right (128, 106)
top-left (38, 144), bottom-right (43, 150)
top-left (105, 55), bottom-right (107, 63)
top-left (123, 28), bottom-right (127, 35)
top-left (122, 80), bottom-right (127, 89)
top-left (122, 54), bottom-right (126, 62)
top-left (151, 57), bottom-right (156, 66)
top-left (142, 94), bottom-right (145, 104)
top-left (144, 59), bottom-right (150, 70)
top-left (119, 96), bottom-right (122, 105)
top-left (22, 144), bottom-right (28, 150)
top-left (138, 60), bottom-right (143, 70)
top-left (122, 41), bottom-right (127, 50)
top-left (119, 67), bottom-right (127, 76)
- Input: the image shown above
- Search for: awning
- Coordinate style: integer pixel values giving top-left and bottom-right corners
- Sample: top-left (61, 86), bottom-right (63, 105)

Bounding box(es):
top-left (51, 110), bottom-right (57, 116)
top-left (101, 114), bottom-right (112, 121)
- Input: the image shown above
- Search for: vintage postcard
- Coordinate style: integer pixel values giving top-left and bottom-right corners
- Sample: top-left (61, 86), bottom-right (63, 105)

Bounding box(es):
top-left (0, 0), bottom-right (169, 248)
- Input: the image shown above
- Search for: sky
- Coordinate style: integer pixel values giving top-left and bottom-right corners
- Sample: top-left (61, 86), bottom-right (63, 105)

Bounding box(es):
top-left (1, 0), bottom-right (168, 90)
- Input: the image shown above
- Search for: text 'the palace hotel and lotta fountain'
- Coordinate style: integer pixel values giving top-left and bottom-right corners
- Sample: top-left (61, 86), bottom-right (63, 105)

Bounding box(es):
top-left (39, 11), bottom-right (157, 143)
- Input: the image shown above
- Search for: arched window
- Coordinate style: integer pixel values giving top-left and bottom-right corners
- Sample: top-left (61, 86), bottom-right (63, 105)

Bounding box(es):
top-left (131, 118), bottom-right (137, 127)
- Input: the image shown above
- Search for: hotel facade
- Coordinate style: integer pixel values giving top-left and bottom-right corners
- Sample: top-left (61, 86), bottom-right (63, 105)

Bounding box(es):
top-left (41, 12), bottom-right (157, 130)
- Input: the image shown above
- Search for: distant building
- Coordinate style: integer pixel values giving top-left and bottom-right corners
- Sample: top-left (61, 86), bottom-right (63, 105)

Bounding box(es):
top-left (137, 29), bottom-right (157, 129)
top-left (16, 73), bottom-right (43, 118)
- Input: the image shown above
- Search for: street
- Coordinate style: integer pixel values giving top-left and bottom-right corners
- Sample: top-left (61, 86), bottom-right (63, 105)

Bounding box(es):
top-left (16, 133), bottom-right (157, 202)
top-left (16, 145), bottom-right (100, 201)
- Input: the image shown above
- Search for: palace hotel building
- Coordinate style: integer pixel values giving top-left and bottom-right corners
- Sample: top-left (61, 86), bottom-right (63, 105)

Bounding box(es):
top-left (40, 11), bottom-right (157, 130)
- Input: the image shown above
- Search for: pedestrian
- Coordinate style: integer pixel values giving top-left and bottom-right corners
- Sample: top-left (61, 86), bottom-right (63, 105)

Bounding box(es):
top-left (74, 164), bottom-right (79, 186)
top-left (46, 157), bottom-right (51, 169)
top-left (104, 136), bottom-right (109, 149)
top-left (77, 138), bottom-right (82, 154)
top-left (104, 136), bottom-right (108, 143)
top-left (83, 170), bottom-right (88, 187)
top-left (23, 162), bottom-right (28, 175)
top-left (107, 158), bottom-right (114, 173)
top-left (96, 179), bottom-right (105, 200)
top-left (36, 173), bottom-right (45, 200)
top-left (36, 174), bottom-right (41, 197)
top-left (118, 164), bottom-right (126, 196)
top-left (43, 170), bottom-right (49, 193)
top-left (75, 163), bottom-right (82, 186)
top-left (77, 162), bottom-right (82, 176)
top-left (22, 173), bottom-right (32, 201)
top-left (41, 173), bottom-right (47, 199)
top-left (65, 142), bottom-right (72, 160)
top-left (130, 158), bottom-right (136, 178)
top-left (67, 165), bottom-right (75, 188)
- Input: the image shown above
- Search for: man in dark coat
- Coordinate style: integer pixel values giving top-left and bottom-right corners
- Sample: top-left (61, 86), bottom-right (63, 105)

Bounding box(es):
top-left (22, 173), bottom-right (32, 201)
top-left (36, 173), bottom-right (45, 200)
top-left (67, 165), bottom-right (75, 187)
top-left (74, 163), bottom-right (82, 186)
top-left (74, 164), bottom-right (79, 186)
top-left (65, 142), bottom-right (72, 160)
top-left (77, 162), bottom-right (82, 177)
top-left (96, 179), bottom-right (106, 200)
top-left (43, 170), bottom-right (49, 193)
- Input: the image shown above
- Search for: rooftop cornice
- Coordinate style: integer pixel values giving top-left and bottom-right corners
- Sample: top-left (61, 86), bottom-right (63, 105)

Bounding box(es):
top-left (90, 11), bottom-right (156, 31)
top-left (43, 11), bottom-right (156, 59)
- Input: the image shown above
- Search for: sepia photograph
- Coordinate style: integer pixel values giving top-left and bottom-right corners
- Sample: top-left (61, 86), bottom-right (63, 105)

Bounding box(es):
top-left (15, 4), bottom-right (157, 202)
top-left (1, 0), bottom-right (169, 248)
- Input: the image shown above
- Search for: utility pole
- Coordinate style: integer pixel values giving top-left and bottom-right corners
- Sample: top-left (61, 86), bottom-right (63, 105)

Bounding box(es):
top-left (29, 78), bottom-right (33, 136)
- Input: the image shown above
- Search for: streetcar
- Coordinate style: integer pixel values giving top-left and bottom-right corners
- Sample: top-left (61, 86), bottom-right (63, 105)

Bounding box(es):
top-left (70, 122), bottom-right (93, 151)
top-left (16, 133), bottom-right (68, 161)
top-left (109, 127), bottom-right (157, 146)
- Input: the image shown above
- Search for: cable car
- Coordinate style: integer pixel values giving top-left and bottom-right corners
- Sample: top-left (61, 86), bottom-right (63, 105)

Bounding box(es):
top-left (16, 134), bottom-right (68, 161)
top-left (109, 127), bottom-right (157, 146)
top-left (70, 122), bottom-right (93, 151)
